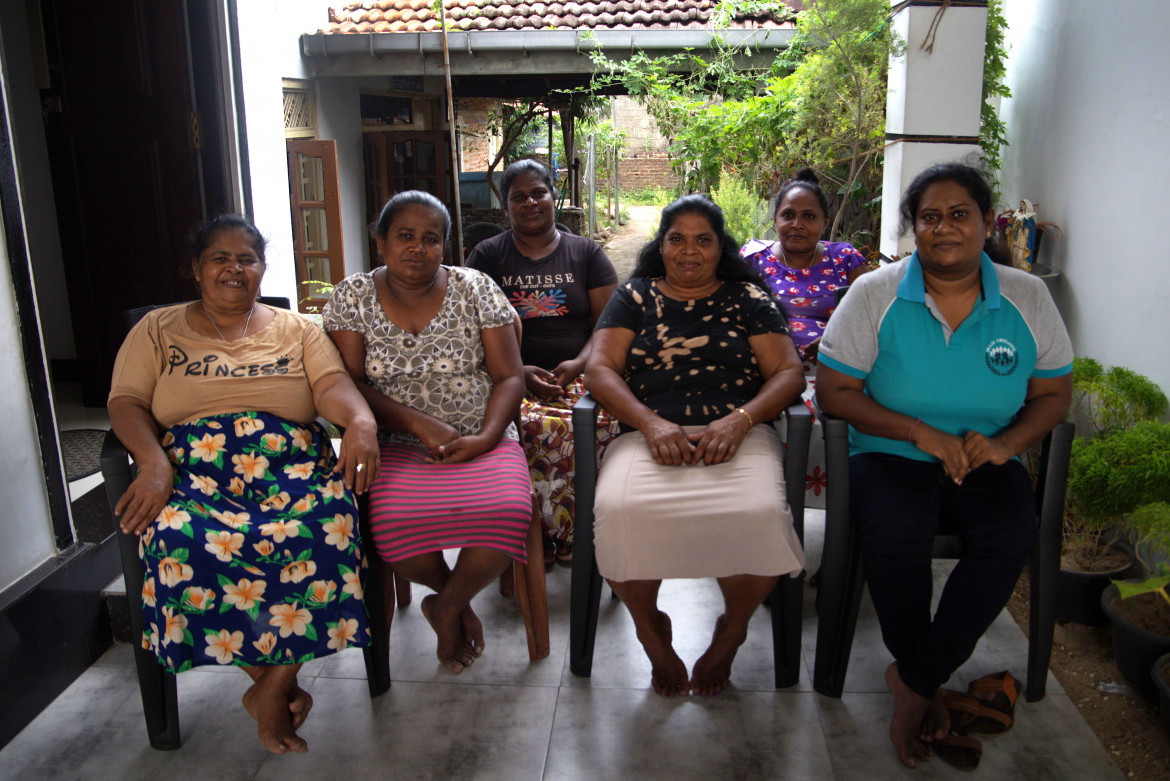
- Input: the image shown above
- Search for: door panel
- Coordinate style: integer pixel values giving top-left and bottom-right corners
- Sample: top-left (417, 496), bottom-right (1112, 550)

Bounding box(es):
top-left (41, 0), bottom-right (227, 405)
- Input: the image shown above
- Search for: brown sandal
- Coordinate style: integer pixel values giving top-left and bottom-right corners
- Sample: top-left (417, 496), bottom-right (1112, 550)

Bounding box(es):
top-left (943, 689), bottom-right (1013, 736)
top-left (934, 734), bottom-right (982, 771)
top-left (968, 670), bottom-right (1019, 731)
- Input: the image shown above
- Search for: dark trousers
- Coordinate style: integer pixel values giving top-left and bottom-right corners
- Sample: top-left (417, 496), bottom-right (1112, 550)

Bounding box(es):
top-left (850, 452), bottom-right (1036, 700)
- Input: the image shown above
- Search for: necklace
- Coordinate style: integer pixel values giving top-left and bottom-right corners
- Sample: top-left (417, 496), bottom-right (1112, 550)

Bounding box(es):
top-left (775, 240), bottom-right (821, 270)
top-left (202, 302), bottom-right (254, 341)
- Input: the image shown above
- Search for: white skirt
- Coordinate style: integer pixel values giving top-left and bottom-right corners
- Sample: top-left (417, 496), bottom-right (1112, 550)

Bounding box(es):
top-left (594, 424), bottom-right (805, 582)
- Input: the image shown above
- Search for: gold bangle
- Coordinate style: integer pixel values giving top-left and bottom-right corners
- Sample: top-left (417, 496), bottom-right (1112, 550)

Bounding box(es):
top-left (735, 407), bottom-right (754, 427)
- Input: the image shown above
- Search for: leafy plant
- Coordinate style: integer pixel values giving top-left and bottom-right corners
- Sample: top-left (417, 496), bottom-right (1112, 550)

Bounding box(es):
top-left (980, 0), bottom-right (1012, 198)
top-left (711, 168), bottom-right (773, 247)
top-left (1071, 357), bottom-right (1168, 437)
top-left (584, 0), bottom-right (898, 242)
top-left (1112, 502), bottom-right (1170, 614)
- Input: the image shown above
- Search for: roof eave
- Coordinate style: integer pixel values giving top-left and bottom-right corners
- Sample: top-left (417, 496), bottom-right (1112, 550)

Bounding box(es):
top-left (300, 26), bottom-right (795, 61)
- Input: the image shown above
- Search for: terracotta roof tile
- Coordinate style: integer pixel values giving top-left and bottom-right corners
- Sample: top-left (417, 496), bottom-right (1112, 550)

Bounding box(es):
top-left (318, 0), bottom-right (797, 33)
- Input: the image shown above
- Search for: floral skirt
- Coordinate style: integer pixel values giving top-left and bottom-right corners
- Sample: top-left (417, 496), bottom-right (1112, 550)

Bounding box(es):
top-left (139, 411), bottom-right (370, 672)
top-left (520, 378), bottom-right (621, 544)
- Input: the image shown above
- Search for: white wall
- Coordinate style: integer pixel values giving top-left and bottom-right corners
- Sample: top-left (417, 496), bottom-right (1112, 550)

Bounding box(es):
top-left (0, 194), bottom-right (59, 590)
top-left (0, 5), bottom-right (62, 591)
top-left (235, 0), bottom-right (370, 304)
top-left (999, 0), bottom-right (1170, 393)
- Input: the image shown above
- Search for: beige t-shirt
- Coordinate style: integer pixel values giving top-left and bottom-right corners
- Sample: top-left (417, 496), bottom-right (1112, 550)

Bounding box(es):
top-left (108, 304), bottom-right (347, 427)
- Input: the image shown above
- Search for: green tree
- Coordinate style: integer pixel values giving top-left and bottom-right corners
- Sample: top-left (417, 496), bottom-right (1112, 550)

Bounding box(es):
top-left (587, 0), bottom-right (899, 243)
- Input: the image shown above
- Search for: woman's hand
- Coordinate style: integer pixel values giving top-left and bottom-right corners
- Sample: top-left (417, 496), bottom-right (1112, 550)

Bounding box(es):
top-left (963, 430), bottom-right (1013, 471)
top-left (115, 459), bottom-right (174, 536)
top-left (690, 412), bottom-right (753, 465)
top-left (912, 425), bottom-right (971, 484)
top-left (334, 418), bottom-right (380, 494)
top-left (800, 337), bottom-right (822, 364)
top-left (524, 365), bottom-right (565, 399)
top-left (641, 416), bottom-right (696, 466)
top-left (550, 356), bottom-right (586, 388)
top-left (414, 415), bottom-right (462, 458)
top-left (428, 433), bottom-right (494, 464)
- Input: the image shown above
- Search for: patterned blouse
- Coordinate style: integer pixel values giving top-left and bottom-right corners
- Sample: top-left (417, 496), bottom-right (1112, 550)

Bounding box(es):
top-left (322, 267), bottom-right (518, 447)
top-left (595, 277), bottom-right (788, 428)
top-left (740, 240), bottom-right (867, 355)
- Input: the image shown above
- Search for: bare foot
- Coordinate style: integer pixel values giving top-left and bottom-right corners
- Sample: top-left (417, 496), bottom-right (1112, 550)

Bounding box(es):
top-left (636, 611), bottom-right (689, 697)
top-left (690, 614), bottom-right (748, 697)
top-left (242, 678), bottom-right (309, 754)
top-left (460, 606), bottom-right (485, 656)
top-left (421, 594), bottom-right (476, 673)
top-left (885, 662), bottom-right (933, 768)
top-left (288, 684), bottom-right (313, 730)
top-left (918, 688), bottom-right (950, 744)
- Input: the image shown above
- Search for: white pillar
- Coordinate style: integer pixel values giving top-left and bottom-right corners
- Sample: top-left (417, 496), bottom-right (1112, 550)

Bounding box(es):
top-left (881, 1), bottom-right (988, 257)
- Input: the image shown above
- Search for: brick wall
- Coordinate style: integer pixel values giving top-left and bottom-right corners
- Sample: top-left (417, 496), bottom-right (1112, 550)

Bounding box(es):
top-left (615, 154), bottom-right (676, 191)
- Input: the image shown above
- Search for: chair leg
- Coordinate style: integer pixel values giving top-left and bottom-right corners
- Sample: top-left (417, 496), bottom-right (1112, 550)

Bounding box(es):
top-left (361, 558), bottom-right (393, 697)
top-left (771, 573), bottom-right (804, 689)
top-left (513, 504), bottom-right (550, 661)
top-left (813, 512), bottom-right (865, 698)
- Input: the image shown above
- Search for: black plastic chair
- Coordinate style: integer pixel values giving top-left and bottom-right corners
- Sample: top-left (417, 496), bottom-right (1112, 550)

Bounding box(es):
top-left (569, 393), bottom-right (813, 688)
top-left (811, 409), bottom-right (1075, 702)
top-left (101, 297), bottom-right (390, 750)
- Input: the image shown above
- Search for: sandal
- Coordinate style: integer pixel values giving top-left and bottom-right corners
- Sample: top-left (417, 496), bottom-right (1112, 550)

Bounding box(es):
top-left (555, 539), bottom-right (573, 564)
top-left (542, 534), bottom-right (557, 569)
top-left (942, 689), bottom-right (1013, 737)
top-left (968, 670), bottom-right (1019, 731)
top-left (934, 734), bottom-right (982, 771)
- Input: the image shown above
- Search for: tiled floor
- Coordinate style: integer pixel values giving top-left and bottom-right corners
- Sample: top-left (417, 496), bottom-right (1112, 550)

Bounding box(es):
top-left (0, 510), bottom-right (1124, 780)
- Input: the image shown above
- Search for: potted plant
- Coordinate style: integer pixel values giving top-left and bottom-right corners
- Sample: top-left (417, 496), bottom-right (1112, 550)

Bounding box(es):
top-left (1101, 501), bottom-right (1170, 690)
top-left (1059, 359), bottom-right (1168, 624)
top-left (1154, 651), bottom-right (1170, 737)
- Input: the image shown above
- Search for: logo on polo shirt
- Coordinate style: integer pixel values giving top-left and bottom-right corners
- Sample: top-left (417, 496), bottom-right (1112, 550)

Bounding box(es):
top-left (985, 338), bottom-right (1019, 376)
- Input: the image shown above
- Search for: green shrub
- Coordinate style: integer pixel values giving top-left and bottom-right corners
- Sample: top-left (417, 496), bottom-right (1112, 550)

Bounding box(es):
top-left (1068, 420), bottom-right (1170, 525)
top-left (619, 184), bottom-right (677, 207)
top-left (711, 169), bottom-right (772, 249)
top-left (1071, 356), bottom-right (1168, 436)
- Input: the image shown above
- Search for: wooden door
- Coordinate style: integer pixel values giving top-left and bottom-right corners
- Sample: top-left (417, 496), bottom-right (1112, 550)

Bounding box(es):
top-left (40, 0), bottom-right (228, 405)
top-left (363, 131), bottom-right (451, 266)
top-left (286, 140), bottom-right (343, 312)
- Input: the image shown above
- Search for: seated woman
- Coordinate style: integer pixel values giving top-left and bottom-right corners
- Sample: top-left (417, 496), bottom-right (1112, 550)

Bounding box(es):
top-left (467, 159), bottom-right (619, 563)
top-left (815, 163), bottom-right (1073, 768)
top-left (585, 195), bottom-right (806, 698)
top-left (108, 215), bottom-right (379, 755)
top-left (323, 191), bottom-right (530, 674)
top-left (741, 168), bottom-right (869, 367)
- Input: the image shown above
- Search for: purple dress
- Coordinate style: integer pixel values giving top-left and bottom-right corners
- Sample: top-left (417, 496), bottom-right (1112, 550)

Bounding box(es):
top-left (740, 240), bottom-right (867, 358)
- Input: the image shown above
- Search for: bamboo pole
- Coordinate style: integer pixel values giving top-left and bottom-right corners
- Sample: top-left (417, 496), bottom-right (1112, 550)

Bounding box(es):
top-left (439, 1), bottom-right (464, 262)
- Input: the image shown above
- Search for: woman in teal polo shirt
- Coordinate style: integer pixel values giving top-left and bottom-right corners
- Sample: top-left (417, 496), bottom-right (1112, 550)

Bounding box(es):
top-left (816, 163), bottom-right (1073, 769)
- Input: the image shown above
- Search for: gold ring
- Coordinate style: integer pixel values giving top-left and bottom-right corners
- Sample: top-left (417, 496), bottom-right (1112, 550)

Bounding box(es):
top-left (355, 464), bottom-right (365, 472)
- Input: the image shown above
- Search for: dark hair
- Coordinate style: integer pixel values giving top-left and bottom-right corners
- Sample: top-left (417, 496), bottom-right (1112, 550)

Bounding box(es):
top-left (372, 190), bottom-right (451, 243)
top-left (631, 194), bottom-right (767, 291)
top-left (897, 162), bottom-right (1008, 264)
top-left (185, 214), bottom-right (267, 266)
top-left (500, 159), bottom-right (555, 202)
top-left (898, 162), bottom-right (994, 234)
top-left (772, 167), bottom-right (831, 221)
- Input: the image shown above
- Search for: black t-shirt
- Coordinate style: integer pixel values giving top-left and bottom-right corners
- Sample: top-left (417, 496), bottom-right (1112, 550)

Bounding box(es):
top-left (595, 277), bottom-right (789, 426)
top-left (467, 230), bottom-right (618, 369)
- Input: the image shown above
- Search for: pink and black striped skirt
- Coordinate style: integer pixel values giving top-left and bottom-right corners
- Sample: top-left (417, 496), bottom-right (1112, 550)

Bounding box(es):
top-left (367, 437), bottom-right (532, 564)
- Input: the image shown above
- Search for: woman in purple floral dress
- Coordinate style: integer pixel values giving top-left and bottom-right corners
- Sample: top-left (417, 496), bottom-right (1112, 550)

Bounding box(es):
top-left (741, 168), bottom-right (870, 367)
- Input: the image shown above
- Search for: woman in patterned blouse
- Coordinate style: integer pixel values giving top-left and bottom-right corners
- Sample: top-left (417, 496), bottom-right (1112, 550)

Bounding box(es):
top-left (741, 168), bottom-right (870, 366)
